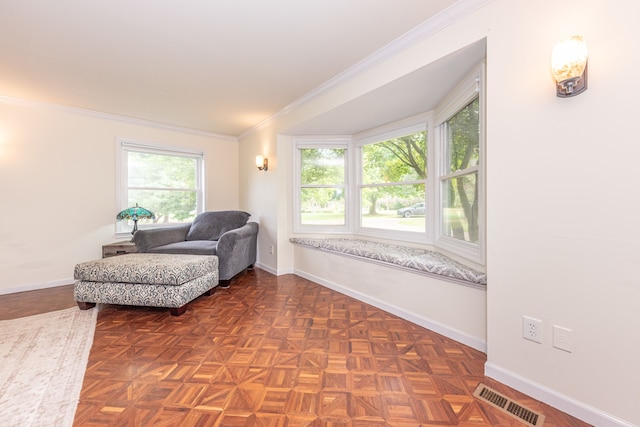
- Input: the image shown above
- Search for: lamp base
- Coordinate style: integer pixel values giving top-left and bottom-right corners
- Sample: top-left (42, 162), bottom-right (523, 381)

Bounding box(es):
top-left (130, 219), bottom-right (139, 242)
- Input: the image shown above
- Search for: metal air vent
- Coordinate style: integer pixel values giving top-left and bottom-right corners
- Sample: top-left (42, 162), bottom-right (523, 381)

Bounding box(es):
top-left (473, 383), bottom-right (545, 427)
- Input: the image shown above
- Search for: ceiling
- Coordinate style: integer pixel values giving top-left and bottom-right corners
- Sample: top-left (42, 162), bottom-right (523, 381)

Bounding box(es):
top-left (0, 0), bottom-right (481, 137)
top-left (285, 39), bottom-right (486, 135)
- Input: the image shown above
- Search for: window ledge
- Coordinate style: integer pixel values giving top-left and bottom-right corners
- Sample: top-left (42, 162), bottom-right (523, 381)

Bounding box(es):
top-left (290, 237), bottom-right (487, 289)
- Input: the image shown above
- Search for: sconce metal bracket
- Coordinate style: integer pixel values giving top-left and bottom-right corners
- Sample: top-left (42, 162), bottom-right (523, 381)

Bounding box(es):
top-left (557, 63), bottom-right (588, 98)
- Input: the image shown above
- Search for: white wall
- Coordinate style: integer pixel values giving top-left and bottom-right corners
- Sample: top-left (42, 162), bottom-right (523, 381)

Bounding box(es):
top-left (0, 99), bottom-right (239, 294)
top-left (483, 1), bottom-right (640, 425)
top-left (238, 126), bottom-right (280, 274)
top-left (239, 1), bottom-right (640, 425)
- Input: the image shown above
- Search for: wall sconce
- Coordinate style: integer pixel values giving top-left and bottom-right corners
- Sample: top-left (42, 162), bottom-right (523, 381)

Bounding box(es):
top-left (255, 155), bottom-right (268, 171)
top-left (551, 35), bottom-right (588, 97)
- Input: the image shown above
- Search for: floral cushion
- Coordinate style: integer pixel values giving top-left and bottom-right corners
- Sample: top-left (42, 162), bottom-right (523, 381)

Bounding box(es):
top-left (290, 237), bottom-right (487, 286)
top-left (74, 254), bottom-right (217, 286)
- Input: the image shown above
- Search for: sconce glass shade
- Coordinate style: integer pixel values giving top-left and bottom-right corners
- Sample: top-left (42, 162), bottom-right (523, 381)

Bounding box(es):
top-left (551, 36), bottom-right (588, 97)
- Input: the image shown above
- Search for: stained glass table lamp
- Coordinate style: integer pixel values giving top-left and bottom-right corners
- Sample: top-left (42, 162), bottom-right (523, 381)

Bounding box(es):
top-left (116, 203), bottom-right (155, 235)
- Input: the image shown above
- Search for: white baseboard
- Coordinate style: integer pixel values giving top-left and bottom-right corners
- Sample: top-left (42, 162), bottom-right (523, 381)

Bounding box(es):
top-left (253, 262), bottom-right (277, 276)
top-left (485, 362), bottom-right (636, 427)
top-left (254, 262), bottom-right (294, 277)
top-left (294, 268), bottom-right (486, 353)
top-left (0, 278), bottom-right (74, 296)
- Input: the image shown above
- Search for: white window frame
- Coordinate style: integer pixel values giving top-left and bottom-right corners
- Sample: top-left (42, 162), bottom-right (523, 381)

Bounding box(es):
top-left (293, 137), bottom-right (351, 234)
top-left (434, 63), bottom-right (485, 264)
top-left (115, 138), bottom-right (205, 238)
top-left (354, 113), bottom-right (433, 244)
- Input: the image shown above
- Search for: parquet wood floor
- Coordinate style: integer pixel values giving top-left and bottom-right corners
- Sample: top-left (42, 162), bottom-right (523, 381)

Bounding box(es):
top-left (0, 284), bottom-right (76, 320)
top-left (0, 270), bottom-right (591, 426)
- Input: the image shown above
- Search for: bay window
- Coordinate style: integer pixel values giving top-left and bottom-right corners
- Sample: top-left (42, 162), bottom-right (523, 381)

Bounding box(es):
top-left (293, 63), bottom-right (484, 264)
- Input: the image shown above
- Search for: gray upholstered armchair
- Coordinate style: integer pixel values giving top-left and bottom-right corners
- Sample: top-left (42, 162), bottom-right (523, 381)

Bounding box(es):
top-left (133, 210), bottom-right (258, 286)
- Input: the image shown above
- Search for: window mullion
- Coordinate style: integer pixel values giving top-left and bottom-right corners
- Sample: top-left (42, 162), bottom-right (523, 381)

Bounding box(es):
top-left (300, 184), bottom-right (345, 189)
top-left (359, 180), bottom-right (425, 189)
top-left (440, 165), bottom-right (479, 181)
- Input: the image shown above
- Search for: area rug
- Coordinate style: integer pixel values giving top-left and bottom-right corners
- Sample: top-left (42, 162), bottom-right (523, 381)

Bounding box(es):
top-left (0, 307), bottom-right (97, 427)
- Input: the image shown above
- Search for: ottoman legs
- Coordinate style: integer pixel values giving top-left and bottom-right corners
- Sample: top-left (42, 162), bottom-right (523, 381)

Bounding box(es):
top-left (78, 301), bottom-right (188, 316)
top-left (77, 301), bottom-right (96, 310)
top-left (169, 286), bottom-right (215, 315)
top-left (170, 305), bottom-right (187, 316)
top-left (76, 287), bottom-right (217, 316)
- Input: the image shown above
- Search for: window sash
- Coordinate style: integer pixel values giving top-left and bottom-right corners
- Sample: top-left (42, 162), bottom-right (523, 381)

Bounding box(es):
top-left (355, 120), bottom-right (430, 243)
top-left (294, 139), bottom-right (350, 233)
top-left (440, 171), bottom-right (478, 244)
top-left (435, 63), bottom-right (485, 264)
top-left (360, 131), bottom-right (427, 185)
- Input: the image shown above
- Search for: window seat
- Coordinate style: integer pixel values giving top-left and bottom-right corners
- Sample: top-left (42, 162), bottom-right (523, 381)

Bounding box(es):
top-left (290, 237), bottom-right (487, 288)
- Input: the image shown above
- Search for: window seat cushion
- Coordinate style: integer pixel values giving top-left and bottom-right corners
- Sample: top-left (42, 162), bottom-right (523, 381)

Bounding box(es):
top-left (290, 237), bottom-right (487, 287)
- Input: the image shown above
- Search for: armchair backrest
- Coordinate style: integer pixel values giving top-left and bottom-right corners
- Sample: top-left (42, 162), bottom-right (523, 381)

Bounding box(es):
top-left (185, 210), bottom-right (250, 241)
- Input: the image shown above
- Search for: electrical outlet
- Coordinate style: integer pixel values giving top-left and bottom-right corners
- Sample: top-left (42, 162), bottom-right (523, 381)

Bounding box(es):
top-left (553, 325), bottom-right (573, 352)
top-left (523, 316), bottom-right (543, 344)
top-left (269, 245), bottom-right (274, 255)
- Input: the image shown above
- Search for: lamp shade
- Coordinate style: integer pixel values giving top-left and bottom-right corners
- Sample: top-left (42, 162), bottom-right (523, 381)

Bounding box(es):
top-left (551, 36), bottom-right (588, 84)
top-left (116, 203), bottom-right (155, 221)
top-left (117, 203), bottom-right (155, 235)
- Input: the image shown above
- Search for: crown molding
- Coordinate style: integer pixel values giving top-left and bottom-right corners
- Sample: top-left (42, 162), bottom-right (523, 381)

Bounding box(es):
top-left (0, 94), bottom-right (238, 141)
top-left (239, 0), bottom-right (494, 139)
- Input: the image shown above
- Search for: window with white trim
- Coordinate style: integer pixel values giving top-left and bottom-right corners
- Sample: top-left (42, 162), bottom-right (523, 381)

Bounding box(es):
top-left (440, 98), bottom-right (480, 243)
top-left (434, 64), bottom-right (485, 263)
top-left (116, 139), bottom-right (204, 236)
top-left (357, 123), bottom-right (428, 238)
top-left (294, 139), bottom-right (349, 233)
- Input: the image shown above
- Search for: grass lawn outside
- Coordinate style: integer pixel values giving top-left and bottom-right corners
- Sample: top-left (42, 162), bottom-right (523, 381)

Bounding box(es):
top-left (301, 208), bottom-right (471, 238)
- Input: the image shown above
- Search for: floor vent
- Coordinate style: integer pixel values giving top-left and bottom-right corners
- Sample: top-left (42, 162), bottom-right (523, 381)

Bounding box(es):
top-left (473, 383), bottom-right (545, 427)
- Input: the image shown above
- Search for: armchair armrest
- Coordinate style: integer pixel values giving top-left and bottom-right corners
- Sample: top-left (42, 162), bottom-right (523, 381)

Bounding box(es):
top-left (216, 222), bottom-right (259, 280)
top-left (133, 224), bottom-right (191, 252)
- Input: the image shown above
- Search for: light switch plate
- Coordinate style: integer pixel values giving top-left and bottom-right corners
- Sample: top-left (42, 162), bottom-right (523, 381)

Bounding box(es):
top-left (552, 325), bottom-right (573, 352)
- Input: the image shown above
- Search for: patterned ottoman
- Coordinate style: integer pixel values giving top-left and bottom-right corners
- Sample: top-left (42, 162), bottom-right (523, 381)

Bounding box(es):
top-left (73, 253), bottom-right (218, 316)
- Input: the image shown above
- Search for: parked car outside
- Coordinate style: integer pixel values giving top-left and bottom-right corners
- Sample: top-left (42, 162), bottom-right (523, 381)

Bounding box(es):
top-left (396, 202), bottom-right (425, 218)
